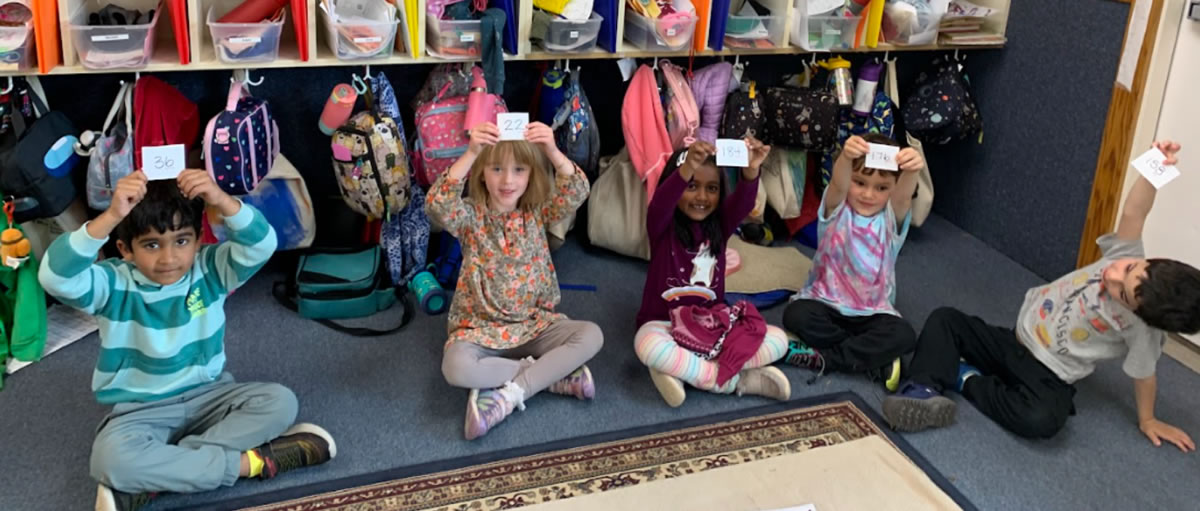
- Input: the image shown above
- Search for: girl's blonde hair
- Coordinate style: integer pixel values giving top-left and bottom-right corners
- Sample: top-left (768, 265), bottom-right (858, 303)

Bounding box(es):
top-left (467, 141), bottom-right (552, 212)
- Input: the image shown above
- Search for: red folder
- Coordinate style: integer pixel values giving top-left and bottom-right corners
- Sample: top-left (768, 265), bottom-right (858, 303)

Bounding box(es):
top-left (291, 0), bottom-right (308, 60)
top-left (167, 0), bottom-right (189, 64)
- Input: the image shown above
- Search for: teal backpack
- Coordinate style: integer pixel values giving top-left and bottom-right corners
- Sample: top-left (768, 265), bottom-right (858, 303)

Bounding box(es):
top-left (273, 246), bottom-right (413, 336)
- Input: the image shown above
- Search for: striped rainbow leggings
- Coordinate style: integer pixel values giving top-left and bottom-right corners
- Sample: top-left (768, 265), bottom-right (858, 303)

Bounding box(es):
top-left (634, 321), bottom-right (788, 394)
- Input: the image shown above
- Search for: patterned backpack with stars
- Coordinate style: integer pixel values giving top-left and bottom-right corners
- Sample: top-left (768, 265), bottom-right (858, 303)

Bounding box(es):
top-left (204, 81), bottom-right (279, 195)
top-left (902, 55), bottom-right (982, 145)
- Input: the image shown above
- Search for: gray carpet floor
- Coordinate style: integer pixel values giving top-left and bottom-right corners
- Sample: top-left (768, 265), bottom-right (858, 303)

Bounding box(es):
top-left (3, 214), bottom-right (1199, 511)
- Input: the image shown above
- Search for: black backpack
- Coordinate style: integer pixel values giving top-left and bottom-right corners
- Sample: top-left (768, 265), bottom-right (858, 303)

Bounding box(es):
top-left (902, 56), bottom-right (983, 145)
top-left (0, 77), bottom-right (79, 223)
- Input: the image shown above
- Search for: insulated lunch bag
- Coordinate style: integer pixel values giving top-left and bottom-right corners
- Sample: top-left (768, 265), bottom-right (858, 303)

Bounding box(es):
top-left (273, 246), bottom-right (413, 336)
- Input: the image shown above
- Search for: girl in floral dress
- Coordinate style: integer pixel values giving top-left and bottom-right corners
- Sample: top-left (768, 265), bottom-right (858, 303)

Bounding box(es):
top-left (426, 121), bottom-right (601, 440)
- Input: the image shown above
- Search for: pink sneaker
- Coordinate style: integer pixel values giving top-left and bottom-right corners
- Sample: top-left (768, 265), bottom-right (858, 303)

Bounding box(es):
top-left (464, 382), bottom-right (524, 440)
top-left (548, 365), bottom-right (595, 400)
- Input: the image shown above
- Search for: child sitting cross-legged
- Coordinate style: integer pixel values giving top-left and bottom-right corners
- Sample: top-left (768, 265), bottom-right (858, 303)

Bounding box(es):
top-left (39, 171), bottom-right (335, 511)
top-left (634, 138), bottom-right (792, 407)
top-left (781, 133), bottom-right (923, 391)
top-left (427, 121), bottom-right (603, 440)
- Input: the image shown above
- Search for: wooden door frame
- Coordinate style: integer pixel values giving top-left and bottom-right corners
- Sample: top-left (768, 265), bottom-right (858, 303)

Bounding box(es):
top-left (1077, 0), bottom-right (1166, 267)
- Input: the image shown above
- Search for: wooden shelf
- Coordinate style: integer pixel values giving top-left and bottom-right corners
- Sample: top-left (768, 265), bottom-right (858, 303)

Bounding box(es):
top-left (18, 0), bottom-right (1009, 77)
top-left (22, 41), bottom-right (1003, 76)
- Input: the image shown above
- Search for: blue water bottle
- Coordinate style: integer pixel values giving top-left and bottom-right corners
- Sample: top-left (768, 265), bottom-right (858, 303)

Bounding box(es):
top-left (409, 269), bottom-right (448, 315)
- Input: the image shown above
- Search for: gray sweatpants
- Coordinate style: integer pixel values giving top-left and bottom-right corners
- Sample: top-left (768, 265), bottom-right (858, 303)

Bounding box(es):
top-left (90, 373), bottom-right (298, 494)
top-left (442, 320), bottom-right (604, 398)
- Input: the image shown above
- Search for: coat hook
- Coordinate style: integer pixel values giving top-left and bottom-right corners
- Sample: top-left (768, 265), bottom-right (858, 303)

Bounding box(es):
top-left (0, 76), bottom-right (12, 95)
top-left (246, 69), bottom-right (264, 86)
top-left (954, 48), bottom-right (960, 61)
top-left (653, 56), bottom-right (659, 70)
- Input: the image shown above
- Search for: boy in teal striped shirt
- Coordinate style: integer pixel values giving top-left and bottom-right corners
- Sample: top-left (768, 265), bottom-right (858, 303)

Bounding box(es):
top-left (40, 170), bottom-right (335, 511)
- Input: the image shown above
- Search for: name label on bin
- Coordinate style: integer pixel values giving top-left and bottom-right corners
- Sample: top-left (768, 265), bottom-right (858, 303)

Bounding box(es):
top-left (91, 34), bottom-right (130, 42)
top-left (461, 33), bottom-right (476, 42)
top-left (666, 28), bottom-right (677, 36)
top-left (227, 36), bottom-right (262, 44)
top-left (353, 36), bottom-right (382, 43)
top-left (569, 30), bottom-right (580, 39)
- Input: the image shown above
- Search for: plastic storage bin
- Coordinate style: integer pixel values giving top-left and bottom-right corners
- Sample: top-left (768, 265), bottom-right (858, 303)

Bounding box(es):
top-left (207, 6), bottom-right (285, 63)
top-left (533, 11), bottom-right (603, 53)
top-left (0, 24), bottom-right (34, 71)
top-left (723, 14), bottom-right (783, 49)
top-left (320, 5), bottom-right (399, 60)
top-left (68, 0), bottom-right (161, 69)
top-left (623, 9), bottom-right (696, 51)
top-left (426, 17), bottom-right (482, 59)
top-left (792, 11), bottom-right (858, 50)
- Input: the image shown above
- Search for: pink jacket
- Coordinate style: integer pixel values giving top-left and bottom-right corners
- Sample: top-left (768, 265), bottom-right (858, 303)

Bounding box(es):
top-left (622, 64), bottom-right (673, 203)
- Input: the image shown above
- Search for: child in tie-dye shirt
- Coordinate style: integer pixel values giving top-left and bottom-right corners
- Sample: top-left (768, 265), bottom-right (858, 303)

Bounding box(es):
top-left (781, 133), bottom-right (924, 391)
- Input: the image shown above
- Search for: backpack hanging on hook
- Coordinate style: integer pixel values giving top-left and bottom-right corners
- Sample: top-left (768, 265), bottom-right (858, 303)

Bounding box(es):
top-left (902, 55), bottom-right (982, 145)
top-left (203, 79), bottom-right (279, 195)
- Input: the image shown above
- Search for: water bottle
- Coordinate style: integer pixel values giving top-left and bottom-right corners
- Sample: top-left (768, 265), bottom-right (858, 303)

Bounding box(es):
top-left (852, 59), bottom-right (883, 116)
top-left (819, 56), bottom-right (854, 106)
top-left (318, 84), bottom-right (357, 135)
top-left (409, 270), bottom-right (449, 315)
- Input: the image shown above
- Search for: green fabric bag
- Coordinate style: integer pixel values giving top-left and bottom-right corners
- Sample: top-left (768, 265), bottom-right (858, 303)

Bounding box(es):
top-left (273, 246), bottom-right (412, 337)
top-left (0, 214), bottom-right (48, 389)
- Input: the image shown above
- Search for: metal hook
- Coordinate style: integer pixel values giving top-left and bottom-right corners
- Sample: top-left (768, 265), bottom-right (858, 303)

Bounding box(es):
top-left (365, 64), bottom-right (372, 78)
top-left (884, 50), bottom-right (889, 62)
top-left (653, 56), bottom-right (659, 70)
top-left (0, 76), bottom-right (11, 95)
top-left (954, 48), bottom-right (960, 61)
top-left (565, 58), bottom-right (571, 71)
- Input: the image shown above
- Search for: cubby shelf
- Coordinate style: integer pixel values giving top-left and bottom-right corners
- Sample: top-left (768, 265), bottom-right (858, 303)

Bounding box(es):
top-left (13, 0), bottom-right (1008, 77)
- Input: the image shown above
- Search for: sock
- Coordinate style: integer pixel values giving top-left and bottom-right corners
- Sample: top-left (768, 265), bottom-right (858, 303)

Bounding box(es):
top-left (245, 449), bottom-right (265, 478)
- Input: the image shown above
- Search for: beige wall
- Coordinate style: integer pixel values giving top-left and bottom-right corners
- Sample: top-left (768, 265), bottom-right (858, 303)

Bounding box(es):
top-left (1121, 0), bottom-right (1200, 346)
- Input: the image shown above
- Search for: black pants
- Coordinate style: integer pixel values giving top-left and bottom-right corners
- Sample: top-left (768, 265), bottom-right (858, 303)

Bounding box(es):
top-left (908, 307), bottom-right (1076, 439)
top-left (782, 299), bottom-right (917, 373)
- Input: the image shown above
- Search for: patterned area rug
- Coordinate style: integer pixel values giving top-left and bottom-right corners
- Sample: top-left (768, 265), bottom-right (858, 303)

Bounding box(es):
top-left (213, 393), bottom-right (972, 511)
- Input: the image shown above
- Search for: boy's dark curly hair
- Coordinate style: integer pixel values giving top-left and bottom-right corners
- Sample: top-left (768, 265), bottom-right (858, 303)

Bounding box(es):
top-left (114, 181), bottom-right (204, 247)
top-left (1135, 259), bottom-right (1200, 334)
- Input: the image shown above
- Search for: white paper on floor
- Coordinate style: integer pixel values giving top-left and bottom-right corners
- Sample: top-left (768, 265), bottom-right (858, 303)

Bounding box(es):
top-left (7, 305), bottom-right (98, 374)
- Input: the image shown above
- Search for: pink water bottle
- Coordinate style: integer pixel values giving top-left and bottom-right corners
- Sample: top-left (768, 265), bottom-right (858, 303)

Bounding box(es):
top-left (465, 67), bottom-right (494, 132)
top-left (319, 84), bottom-right (357, 135)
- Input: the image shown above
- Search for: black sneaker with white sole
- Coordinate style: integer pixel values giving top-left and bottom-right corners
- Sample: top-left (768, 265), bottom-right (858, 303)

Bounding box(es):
top-left (251, 423), bottom-right (337, 480)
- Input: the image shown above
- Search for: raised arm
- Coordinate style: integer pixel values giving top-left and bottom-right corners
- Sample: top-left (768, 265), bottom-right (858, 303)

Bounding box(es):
top-left (890, 147), bottom-right (925, 229)
top-left (177, 170), bottom-right (277, 292)
top-left (425, 123), bottom-right (499, 236)
top-left (38, 172), bottom-right (150, 313)
top-left (721, 137), bottom-right (769, 236)
top-left (525, 122), bottom-right (589, 224)
top-left (826, 135), bottom-right (870, 217)
top-left (1117, 140), bottom-right (1180, 241)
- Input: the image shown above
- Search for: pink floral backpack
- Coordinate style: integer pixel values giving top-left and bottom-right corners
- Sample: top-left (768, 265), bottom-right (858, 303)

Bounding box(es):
top-left (412, 74), bottom-right (506, 187)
